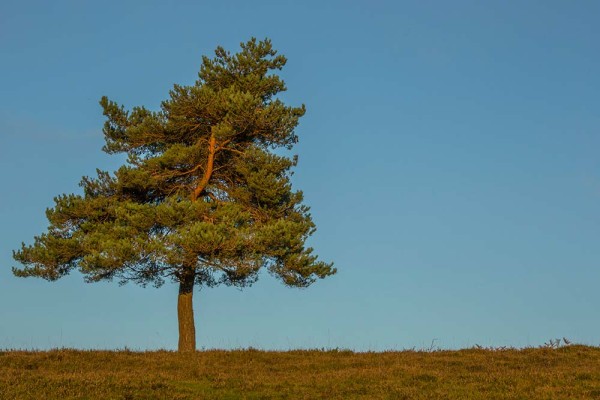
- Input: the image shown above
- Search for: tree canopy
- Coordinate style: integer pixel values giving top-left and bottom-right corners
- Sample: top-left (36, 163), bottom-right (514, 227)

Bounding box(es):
top-left (13, 38), bottom-right (335, 351)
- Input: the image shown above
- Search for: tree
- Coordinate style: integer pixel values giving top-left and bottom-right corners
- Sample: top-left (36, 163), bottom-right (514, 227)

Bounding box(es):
top-left (12, 38), bottom-right (335, 352)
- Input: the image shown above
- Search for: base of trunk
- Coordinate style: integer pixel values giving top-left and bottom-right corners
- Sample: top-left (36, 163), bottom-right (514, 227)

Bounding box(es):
top-left (177, 271), bottom-right (196, 352)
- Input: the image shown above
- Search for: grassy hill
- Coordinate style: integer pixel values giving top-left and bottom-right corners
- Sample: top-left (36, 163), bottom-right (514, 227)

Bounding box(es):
top-left (1, 345), bottom-right (600, 399)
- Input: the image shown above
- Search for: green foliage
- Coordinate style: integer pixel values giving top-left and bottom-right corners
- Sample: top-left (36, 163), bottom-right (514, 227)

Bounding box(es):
top-left (13, 38), bottom-right (335, 289)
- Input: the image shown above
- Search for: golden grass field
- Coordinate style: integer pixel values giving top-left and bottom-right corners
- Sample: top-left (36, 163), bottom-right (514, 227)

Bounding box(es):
top-left (1, 345), bottom-right (600, 399)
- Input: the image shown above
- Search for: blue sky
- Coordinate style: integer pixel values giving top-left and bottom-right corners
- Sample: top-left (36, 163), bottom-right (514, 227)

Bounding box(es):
top-left (1, 0), bottom-right (599, 350)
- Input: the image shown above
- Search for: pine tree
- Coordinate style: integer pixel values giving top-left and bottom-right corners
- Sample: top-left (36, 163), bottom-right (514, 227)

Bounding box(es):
top-left (12, 38), bottom-right (335, 352)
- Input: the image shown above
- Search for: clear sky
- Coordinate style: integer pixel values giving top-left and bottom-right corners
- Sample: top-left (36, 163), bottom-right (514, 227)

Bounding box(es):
top-left (1, 0), bottom-right (599, 351)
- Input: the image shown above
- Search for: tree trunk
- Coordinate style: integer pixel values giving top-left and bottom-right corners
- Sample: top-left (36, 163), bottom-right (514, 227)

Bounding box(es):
top-left (177, 270), bottom-right (196, 352)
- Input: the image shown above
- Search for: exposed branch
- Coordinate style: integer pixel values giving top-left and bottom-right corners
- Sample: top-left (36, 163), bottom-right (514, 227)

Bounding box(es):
top-left (217, 146), bottom-right (245, 156)
top-left (152, 163), bottom-right (205, 180)
top-left (190, 134), bottom-right (216, 201)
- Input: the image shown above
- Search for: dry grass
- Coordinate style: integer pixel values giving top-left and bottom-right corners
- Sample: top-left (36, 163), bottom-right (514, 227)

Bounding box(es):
top-left (1, 345), bottom-right (600, 399)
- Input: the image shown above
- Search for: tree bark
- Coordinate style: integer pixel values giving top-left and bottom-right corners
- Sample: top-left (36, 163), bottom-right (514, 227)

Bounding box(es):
top-left (191, 134), bottom-right (216, 202)
top-left (177, 270), bottom-right (196, 352)
top-left (180, 131), bottom-right (215, 351)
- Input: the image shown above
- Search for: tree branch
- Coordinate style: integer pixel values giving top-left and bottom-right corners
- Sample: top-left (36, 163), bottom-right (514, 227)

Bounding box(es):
top-left (190, 133), bottom-right (216, 201)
